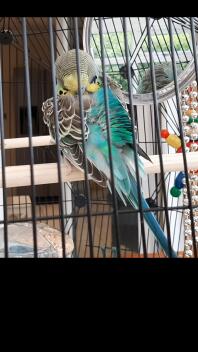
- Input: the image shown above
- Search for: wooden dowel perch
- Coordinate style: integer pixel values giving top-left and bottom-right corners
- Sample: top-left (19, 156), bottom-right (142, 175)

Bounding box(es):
top-left (0, 136), bottom-right (198, 188)
top-left (0, 153), bottom-right (198, 188)
top-left (3, 135), bottom-right (54, 149)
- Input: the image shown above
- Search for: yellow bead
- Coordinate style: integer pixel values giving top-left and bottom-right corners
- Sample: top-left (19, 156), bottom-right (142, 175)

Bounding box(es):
top-left (166, 134), bottom-right (181, 149)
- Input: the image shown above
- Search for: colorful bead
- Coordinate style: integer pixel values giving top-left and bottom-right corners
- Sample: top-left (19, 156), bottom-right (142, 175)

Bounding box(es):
top-left (160, 129), bottom-right (169, 139)
top-left (187, 117), bottom-right (194, 124)
top-left (182, 104), bottom-right (189, 111)
top-left (191, 111), bottom-right (198, 118)
top-left (190, 91), bottom-right (198, 98)
top-left (166, 134), bottom-right (181, 149)
top-left (182, 115), bottom-right (190, 123)
top-left (176, 146), bottom-right (182, 153)
top-left (170, 186), bottom-right (181, 197)
top-left (175, 172), bottom-right (186, 189)
top-left (190, 133), bottom-right (198, 140)
top-left (184, 136), bottom-right (190, 143)
top-left (191, 101), bottom-right (198, 108)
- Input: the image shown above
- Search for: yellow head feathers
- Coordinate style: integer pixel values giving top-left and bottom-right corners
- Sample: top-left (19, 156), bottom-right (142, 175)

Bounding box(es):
top-left (56, 49), bottom-right (99, 95)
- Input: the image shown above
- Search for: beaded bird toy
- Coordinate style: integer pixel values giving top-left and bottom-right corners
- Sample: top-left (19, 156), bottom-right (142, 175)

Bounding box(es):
top-left (161, 80), bottom-right (198, 257)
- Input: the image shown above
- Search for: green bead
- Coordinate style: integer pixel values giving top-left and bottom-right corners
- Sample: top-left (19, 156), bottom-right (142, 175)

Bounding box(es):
top-left (187, 117), bottom-right (193, 124)
top-left (170, 186), bottom-right (181, 197)
top-left (187, 117), bottom-right (198, 124)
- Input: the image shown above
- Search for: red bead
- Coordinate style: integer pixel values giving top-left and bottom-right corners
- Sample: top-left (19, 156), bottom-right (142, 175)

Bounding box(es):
top-left (176, 147), bottom-right (183, 153)
top-left (161, 129), bottom-right (169, 139)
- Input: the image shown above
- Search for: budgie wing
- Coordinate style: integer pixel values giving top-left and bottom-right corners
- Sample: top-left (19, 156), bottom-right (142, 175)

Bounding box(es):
top-left (42, 93), bottom-right (107, 187)
top-left (88, 87), bottom-right (150, 159)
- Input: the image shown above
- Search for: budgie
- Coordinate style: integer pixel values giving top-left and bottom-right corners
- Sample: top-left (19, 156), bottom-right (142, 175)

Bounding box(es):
top-left (42, 49), bottom-right (177, 258)
top-left (137, 62), bottom-right (183, 94)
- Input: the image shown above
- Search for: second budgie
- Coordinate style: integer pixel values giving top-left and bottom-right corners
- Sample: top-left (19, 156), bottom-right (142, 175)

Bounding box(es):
top-left (42, 49), bottom-right (177, 258)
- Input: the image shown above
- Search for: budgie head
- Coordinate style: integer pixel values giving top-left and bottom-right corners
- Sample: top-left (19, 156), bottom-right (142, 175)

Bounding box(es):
top-left (56, 49), bottom-right (99, 96)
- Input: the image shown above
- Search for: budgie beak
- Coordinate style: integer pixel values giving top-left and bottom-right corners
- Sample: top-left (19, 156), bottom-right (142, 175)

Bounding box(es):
top-left (63, 72), bottom-right (99, 95)
top-left (63, 73), bottom-right (89, 95)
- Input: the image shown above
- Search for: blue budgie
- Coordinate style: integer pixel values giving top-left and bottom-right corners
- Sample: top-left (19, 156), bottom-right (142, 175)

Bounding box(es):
top-left (42, 49), bottom-right (177, 258)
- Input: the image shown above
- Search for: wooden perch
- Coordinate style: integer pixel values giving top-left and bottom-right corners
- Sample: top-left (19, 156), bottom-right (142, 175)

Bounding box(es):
top-left (0, 136), bottom-right (198, 188)
top-left (0, 152), bottom-right (198, 188)
top-left (3, 135), bottom-right (54, 149)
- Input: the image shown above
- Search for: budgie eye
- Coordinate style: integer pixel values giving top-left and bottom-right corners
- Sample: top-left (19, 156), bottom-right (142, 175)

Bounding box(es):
top-left (90, 75), bottom-right (97, 84)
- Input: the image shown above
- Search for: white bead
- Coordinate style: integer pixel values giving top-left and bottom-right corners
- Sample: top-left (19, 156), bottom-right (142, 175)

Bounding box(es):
top-left (191, 101), bottom-right (198, 108)
top-left (185, 228), bottom-right (192, 235)
top-left (190, 143), bottom-right (198, 151)
top-left (192, 81), bottom-right (197, 87)
top-left (185, 219), bottom-right (191, 225)
top-left (191, 111), bottom-right (198, 118)
top-left (196, 237), bottom-right (198, 243)
top-left (183, 125), bottom-right (191, 133)
top-left (182, 115), bottom-right (190, 123)
top-left (185, 147), bottom-right (190, 152)
top-left (182, 104), bottom-right (189, 111)
top-left (190, 91), bottom-right (198, 98)
top-left (191, 185), bottom-right (198, 191)
top-left (184, 136), bottom-right (190, 143)
top-left (190, 174), bottom-right (198, 181)
top-left (185, 249), bottom-right (193, 256)
top-left (190, 122), bottom-right (198, 128)
top-left (190, 133), bottom-right (198, 140)
top-left (182, 94), bottom-right (189, 100)
top-left (187, 240), bottom-right (193, 246)
top-left (192, 195), bottom-right (198, 202)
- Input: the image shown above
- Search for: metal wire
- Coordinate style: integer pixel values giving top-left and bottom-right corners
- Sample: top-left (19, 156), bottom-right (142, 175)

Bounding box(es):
top-left (22, 17), bottom-right (38, 257)
top-left (146, 17), bottom-right (173, 257)
top-left (123, 17), bottom-right (147, 257)
top-left (98, 17), bottom-right (121, 257)
top-left (0, 46), bottom-right (8, 257)
top-left (73, 17), bottom-right (94, 257)
top-left (48, 17), bottom-right (66, 258)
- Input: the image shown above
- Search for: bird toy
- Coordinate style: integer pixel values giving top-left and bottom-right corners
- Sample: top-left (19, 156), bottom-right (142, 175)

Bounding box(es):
top-left (161, 80), bottom-right (198, 257)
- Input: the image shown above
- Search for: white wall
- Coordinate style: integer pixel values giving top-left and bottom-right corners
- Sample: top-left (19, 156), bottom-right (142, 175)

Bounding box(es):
top-left (137, 99), bottom-right (184, 255)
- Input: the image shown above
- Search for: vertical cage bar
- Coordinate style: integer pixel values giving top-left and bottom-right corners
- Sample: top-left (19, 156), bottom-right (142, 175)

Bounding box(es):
top-left (98, 17), bottom-right (121, 257)
top-left (48, 17), bottom-right (66, 258)
top-left (146, 17), bottom-right (173, 257)
top-left (22, 17), bottom-right (38, 257)
top-left (73, 17), bottom-right (94, 258)
top-left (0, 47), bottom-right (8, 257)
top-left (122, 17), bottom-right (147, 257)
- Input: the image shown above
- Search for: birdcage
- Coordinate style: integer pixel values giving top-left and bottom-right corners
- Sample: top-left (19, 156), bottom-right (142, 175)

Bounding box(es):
top-left (0, 17), bottom-right (198, 258)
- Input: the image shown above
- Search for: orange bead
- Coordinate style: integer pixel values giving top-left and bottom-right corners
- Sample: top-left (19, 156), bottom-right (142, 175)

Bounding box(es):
top-left (161, 129), bottom-right (170, 139)
top-left (186, 109), bottom-right (194, 116)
